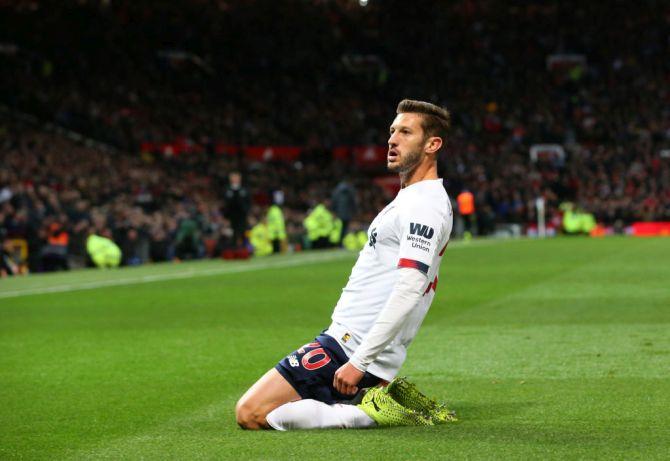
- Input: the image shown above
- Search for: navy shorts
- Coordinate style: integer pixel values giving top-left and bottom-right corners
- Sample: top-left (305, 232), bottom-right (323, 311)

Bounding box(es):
top-left (275, 333), bottom-right (382, 404)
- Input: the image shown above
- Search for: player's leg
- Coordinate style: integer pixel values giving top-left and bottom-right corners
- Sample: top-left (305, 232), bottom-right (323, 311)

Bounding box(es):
top-left (236, 366), bottom-right (375, 431)
top-left (235, 368), bottom-right (301, 430)
top-left (237, 334), bottom-right (394, 431)
top-left (266, 381), bottom-right (435, 430)
top-left (260, 335), bottom-right (386, 430)
top-left (266, 399), bottom-right (375, 430)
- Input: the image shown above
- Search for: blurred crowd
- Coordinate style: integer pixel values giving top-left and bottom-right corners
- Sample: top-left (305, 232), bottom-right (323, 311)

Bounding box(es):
top-left (0, 119), bottom-right (380, 273)
top-left (1, 0), bottom-right (669, 274)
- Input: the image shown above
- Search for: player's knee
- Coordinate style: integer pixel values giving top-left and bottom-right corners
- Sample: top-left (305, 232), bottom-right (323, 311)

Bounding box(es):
top-left (235, 398), bottom-right (267, 430)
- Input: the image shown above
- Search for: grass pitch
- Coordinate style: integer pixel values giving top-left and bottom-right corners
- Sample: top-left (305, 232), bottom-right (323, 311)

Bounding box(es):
top-left (1, 237), bottom-right (669, 460)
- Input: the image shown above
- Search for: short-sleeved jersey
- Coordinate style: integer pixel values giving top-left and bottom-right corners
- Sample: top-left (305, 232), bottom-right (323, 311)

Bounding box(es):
top-left (326, 178), bottom-right (453, 381)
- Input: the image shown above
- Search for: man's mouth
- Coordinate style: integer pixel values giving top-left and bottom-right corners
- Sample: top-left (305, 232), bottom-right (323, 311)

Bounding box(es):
top-left (388, 149), bottom-right (399, 162)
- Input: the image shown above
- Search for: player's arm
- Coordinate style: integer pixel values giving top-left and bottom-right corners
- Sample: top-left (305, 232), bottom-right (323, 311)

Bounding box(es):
top-left (333, 266), bottom-right (428, 394)
top-left (333, 267), bottom-right (428, 394)
top-left (334, 205), bottom-right (443, 395)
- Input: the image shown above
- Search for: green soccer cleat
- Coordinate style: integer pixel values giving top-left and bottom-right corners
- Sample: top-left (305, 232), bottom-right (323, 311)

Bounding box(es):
top-left (357, 386), bottom-right (433, 427)
top-left (386, 377), bottom-right (457, 424)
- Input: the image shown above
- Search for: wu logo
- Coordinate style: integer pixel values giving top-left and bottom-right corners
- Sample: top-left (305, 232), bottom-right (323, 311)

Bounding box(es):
top-left (369, 228), bottom-right (377, 248)
top-left (409, 222), bottom-right (434, 239)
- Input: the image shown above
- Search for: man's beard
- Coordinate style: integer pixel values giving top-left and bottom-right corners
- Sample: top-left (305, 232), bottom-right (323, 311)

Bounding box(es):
top-left (388, 149), bottom-right (423, 174)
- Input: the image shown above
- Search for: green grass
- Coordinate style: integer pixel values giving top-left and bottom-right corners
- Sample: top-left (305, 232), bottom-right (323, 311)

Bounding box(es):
top-left (1, 237), bottom-right (669, 460)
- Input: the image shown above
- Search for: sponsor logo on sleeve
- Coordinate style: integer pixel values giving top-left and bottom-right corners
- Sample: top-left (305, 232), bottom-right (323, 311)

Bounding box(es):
top-left (368, 228), bottom-right (377, 248)
top-left (409, 222), bottom-right (434, 238)
top-left (407, 222), bottom-right (434, 252)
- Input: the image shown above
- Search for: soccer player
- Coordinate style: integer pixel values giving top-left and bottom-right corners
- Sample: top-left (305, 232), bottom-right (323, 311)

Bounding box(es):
top-left (235, 99), bottom-right (453, 430)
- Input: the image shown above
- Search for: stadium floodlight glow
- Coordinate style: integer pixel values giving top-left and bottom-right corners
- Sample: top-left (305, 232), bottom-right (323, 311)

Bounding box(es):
top-left (359, 0), bottom-right (369, 6)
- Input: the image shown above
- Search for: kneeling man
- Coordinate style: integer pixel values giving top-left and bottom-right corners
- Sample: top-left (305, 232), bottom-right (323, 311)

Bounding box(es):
top-left (236, 100), bottom-right (454, 430)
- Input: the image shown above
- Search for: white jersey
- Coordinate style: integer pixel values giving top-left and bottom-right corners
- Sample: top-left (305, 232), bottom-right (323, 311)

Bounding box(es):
top-left (326, 178), bottom-right (453, 381)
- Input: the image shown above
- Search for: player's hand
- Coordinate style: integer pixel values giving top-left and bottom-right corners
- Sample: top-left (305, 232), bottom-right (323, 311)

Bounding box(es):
top-left (333, 362), bottom-right (364, 396)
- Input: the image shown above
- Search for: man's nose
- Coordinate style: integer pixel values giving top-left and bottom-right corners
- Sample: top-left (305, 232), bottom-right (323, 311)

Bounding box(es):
top-left (388, 132), bottom-right (397, 146)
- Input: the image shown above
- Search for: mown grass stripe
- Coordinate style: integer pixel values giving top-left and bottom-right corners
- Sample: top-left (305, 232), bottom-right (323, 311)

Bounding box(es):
top-left (0, 238), bottom-right (510, 300)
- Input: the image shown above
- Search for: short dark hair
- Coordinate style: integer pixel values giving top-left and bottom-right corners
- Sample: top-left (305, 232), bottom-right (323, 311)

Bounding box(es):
top-left (396, 99), bottom-right (451, 142)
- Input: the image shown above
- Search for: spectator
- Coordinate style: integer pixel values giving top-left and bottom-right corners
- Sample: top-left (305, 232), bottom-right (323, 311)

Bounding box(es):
top-left (222, 172), bottom-right (250, 248)
top-left (331, 178), bottom-right (358, 244)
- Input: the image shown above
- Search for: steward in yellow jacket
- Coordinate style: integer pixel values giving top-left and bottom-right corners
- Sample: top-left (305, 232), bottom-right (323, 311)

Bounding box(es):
top-left (267, 204), bottom-right (287, 254)
top-left (86, 234), bottom-right (122, 268)
top-left (303, 203), bottom-right (341, 249)
top-left (249, 219), bottom-right (273, 257)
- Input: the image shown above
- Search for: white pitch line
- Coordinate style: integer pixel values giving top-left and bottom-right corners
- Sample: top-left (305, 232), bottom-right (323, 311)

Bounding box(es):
top-left (0, 251), bottom-right (353, 300)
top-left (0, 238), bottom-right (514, 300)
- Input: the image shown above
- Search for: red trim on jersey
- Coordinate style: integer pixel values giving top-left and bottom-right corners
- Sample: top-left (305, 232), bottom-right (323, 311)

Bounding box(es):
top-left (423, 276), bottom-right (439, 295)
top-left (398, 258), bottom-right (430, 274)
top-left (439, 242), bottom-right (449, 256)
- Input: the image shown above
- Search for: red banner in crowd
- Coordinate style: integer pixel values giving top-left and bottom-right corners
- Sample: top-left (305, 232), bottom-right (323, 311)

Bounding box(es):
top-left (332, 146), bottom-right (351, 161)
top-left (141, 140), bottom-right (388, 165)
top-left (330, 146), bottom-right (387, 166)
top-left (141, 139), bottom-right (204, 157)
top-left (244, 146), bottom-right (302, 162)
top-left (630, 222), bottom-right (670, 236)
top-left (215, 143), bottom-right (240, 155)
top-left (352, 146), bottom-right (387, 167)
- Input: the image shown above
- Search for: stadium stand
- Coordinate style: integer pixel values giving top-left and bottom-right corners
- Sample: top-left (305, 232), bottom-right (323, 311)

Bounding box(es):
top-left (1, 0), bottom-right (668, 272)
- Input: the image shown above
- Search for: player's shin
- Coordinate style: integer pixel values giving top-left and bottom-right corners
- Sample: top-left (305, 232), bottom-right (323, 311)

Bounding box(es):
top-left (265, 399), bottom-right (375, 430)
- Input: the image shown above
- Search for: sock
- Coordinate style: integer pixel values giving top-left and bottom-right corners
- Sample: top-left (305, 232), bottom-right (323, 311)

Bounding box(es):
top-left (266, 399), bottom-right (376, 431)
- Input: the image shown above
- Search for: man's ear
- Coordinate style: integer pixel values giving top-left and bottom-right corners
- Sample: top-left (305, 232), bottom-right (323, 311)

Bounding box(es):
top-left (425, 136), bottom-right (443, 155)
